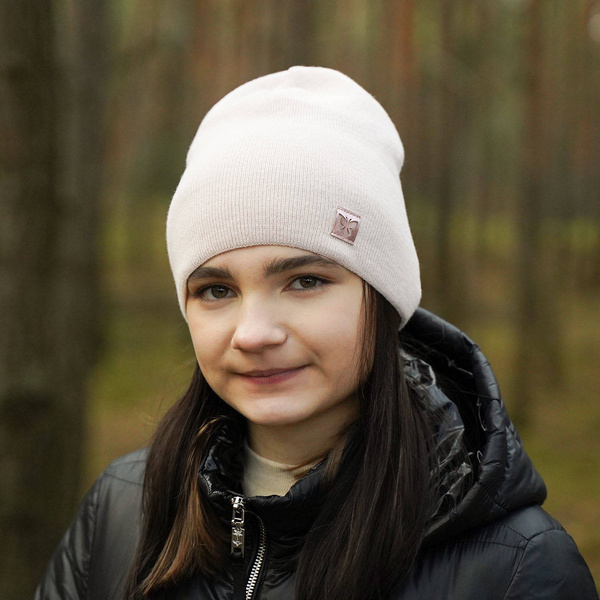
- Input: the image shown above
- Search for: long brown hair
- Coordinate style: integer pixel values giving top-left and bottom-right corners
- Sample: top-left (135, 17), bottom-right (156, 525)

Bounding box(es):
top-left (123, 286), bottom-right (437, 600)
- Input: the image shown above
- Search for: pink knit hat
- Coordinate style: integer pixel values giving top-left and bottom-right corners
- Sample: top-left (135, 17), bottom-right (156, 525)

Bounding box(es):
top-left (167, 66), bottom-right (420, 326)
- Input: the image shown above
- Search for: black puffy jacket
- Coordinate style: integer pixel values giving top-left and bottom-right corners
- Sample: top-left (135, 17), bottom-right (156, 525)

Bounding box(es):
top-left (35, 309), bottom-right (598, 600)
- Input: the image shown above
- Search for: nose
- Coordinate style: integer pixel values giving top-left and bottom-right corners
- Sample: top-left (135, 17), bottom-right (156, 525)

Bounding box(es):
top-left (230, 299), bottom-right (287, 353)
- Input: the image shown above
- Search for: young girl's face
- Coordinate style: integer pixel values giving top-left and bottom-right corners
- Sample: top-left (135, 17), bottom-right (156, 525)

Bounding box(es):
top-left (186, 245), bottom-right (364, 438)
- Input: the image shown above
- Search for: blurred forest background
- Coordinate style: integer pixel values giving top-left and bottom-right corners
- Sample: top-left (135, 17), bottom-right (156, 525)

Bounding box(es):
top-left (1, 0), bottom-right (599, 597)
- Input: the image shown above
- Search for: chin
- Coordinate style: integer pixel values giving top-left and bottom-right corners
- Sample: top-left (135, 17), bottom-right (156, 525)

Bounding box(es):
top-left (233, 397), bottom-right (316, 428)
top-left (242, 408), bottom-right (313, 428)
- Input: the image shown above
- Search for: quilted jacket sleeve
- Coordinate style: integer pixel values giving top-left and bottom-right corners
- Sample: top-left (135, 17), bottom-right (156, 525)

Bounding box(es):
top-left (34, 476), bottom-right (103, 600)
top-left (504, 528), bottom-right (599, 600)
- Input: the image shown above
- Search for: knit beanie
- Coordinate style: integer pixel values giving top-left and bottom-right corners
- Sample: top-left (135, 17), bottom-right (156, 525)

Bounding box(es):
top-left (167, 66), bottom-right (420, 326)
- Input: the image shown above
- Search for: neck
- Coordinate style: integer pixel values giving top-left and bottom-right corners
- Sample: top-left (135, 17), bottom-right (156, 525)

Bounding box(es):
top-left (248, 404), bottom-right (355, 465)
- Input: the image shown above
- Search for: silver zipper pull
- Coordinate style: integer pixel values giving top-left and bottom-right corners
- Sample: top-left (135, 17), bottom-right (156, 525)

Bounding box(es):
top-left (231, 496), bottom-right (246, 558)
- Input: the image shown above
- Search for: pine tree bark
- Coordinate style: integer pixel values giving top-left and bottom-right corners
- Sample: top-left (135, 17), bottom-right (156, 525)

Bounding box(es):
top-left (512, 0), bottom-right (563, 428)
top-left (0, 1), bottom-right (108, 596)
top-left (433, 0), bottom-right (467, 326)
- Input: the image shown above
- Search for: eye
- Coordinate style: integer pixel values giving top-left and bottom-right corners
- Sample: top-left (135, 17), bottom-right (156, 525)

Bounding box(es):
top-left (196, 285), bottom-right (234, 301)
top-left (289, 276), bottom-right (323, 290)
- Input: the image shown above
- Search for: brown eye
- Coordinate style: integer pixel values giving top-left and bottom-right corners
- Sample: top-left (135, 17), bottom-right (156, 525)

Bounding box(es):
top-left (198, 285), bottom-right (233, 301)
top-left (209, 286), bottom-right (229, 298)
top-left (291, 276), bottom-right (321, 290)
top-left (299, 277), bottom-right (317, 288)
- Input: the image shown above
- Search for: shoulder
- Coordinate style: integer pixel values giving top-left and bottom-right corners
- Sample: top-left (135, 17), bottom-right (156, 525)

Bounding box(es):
top-left (79, 450), bottom-right (147, 598)
top-left (35, 450), bottom-right (148, 600)
top-left (86, 449), bottom-right (146, 591)
top-left (89, 448), bottom-right (147, 533)
top-left (459, 503), bottom-right (566, 547)
top-left (399, 506), bottom-right (598, 600)
top-left (490, 506), bottom-right (598, 600)
top-left (101, 447), bottom-right (147, 487)
top-left (85, 448), bottom-right (146, 528)
top-left (457, 505), bottom-right (597, 598)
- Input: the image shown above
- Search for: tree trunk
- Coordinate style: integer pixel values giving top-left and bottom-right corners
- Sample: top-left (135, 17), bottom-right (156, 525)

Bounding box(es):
top-left (0, 1), bottom-right (108, 596)
top-left (379, 0), bottom-right (417, 188)
top-left (512, 0), bottom-right (563, 429)
top-left (433, 0), bottom-right (466, 325)
top-left (286, 0), bottom-right (317, 67)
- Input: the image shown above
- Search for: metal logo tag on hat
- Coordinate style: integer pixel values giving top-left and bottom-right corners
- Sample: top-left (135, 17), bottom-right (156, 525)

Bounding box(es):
top-left (331, 207), bottom-right (361, 244)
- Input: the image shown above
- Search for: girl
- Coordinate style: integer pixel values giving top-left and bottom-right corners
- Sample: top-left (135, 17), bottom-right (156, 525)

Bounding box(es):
top-left (36, 66), bottom-right (598, 600)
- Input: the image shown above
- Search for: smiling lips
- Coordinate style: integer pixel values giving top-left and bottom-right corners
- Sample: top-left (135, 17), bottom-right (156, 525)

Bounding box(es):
top-left (238, 366), bottom-right (307, 385)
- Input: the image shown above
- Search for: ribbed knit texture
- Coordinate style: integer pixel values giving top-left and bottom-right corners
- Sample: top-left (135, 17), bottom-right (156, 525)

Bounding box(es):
top-left (243, 442), bottom-right (301, 497)
top-left (167, 66), bottom-right (421, 325)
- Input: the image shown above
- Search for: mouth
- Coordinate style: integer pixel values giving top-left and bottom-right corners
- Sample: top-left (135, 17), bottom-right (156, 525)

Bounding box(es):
top-left (237, 366), bottom-right (307, 385)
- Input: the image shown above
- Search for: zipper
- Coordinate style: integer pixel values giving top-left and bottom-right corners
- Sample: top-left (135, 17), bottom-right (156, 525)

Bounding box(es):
top-left (230, 496), bottom-right (268, 600)
top-left (245, 515), bottom-right (266, 600)
top-left (231, 496), bottom-right (246, 557)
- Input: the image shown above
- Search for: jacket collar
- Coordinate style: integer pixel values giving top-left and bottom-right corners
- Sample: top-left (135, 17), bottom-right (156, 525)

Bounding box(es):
top-left (198, 419), bottom-right (327, 561)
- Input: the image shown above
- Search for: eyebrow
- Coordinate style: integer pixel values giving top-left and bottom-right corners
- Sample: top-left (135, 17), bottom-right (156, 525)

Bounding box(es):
top-left (187, 265), bottom-right (234, 283)
top-left (262, 255), bottom-right (342, 277)
top-left (187, 254), bottom-right (341, 285)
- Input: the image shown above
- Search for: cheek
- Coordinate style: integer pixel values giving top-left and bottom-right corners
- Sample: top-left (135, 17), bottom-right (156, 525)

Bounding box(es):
top-left (190, 334), bottom-right (227, 400)
top-left (187, 317), bottom-right (227, 375)
top-left (308, 294), bottom-right (364, 378)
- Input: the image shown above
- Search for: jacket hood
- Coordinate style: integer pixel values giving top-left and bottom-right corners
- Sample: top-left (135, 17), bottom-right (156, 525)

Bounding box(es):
top-left (198, 308), bottom-right (547, 550)
top-left (402, 309), bottom-right (547, 543)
